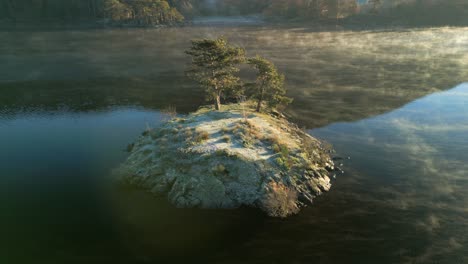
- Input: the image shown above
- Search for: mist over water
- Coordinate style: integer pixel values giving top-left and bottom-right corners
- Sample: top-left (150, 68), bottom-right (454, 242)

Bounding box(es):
top-left (1, 25), bottom-right (468, 263)
top-left (1, 26), bottom-right (468, 127)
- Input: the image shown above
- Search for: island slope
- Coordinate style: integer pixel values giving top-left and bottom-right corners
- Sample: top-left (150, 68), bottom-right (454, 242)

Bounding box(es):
top-left (114, 104), bottom-right (336, 217)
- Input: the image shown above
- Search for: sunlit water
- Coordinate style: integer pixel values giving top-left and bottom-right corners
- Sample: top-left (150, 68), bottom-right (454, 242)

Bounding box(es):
top-left (1, 25), bottom-right (468, 263)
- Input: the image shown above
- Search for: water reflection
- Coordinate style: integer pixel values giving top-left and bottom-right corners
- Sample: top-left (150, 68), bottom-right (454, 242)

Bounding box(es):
top-left (308, 83), bottom-right (468, 263)
top-left (2, 26), bottom-right (468, 128)
top-left (1, 84), bottom-right (467, 263)
top-left (2, 24), bottom-right (468, 262)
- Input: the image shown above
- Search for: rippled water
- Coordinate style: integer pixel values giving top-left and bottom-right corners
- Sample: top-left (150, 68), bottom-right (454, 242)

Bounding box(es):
top-left (1, 26), bottom-right (467, 263)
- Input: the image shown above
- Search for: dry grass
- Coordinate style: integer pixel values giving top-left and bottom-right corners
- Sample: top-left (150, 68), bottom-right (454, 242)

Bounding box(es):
top-left (244, 119), bottom-right (264, 140)
top-left (212, 164), bottom-right (226, 174)
top-left (222, 135), bottom-right (231, 143)
top-left (233, 123), bottom-right (242, 133)
top-left (170, 128), bottom-right (179, 134)
top-left (227, 119), bottom-right (267, 148)
top-left (269, 134), bottom-right (294, 169)
top-left (161, 105), bottom-right (177, 121)
top-left (299, 132), bottom-right (333, 166)
top-left (263, 182), bottom-right (300, 218)
top-left (181, 127), bottom-right (209, 145)
top-left (267, 134), bottom-right (288, 148)
top-left (272, 144), bottom-right (281, 153)
top-left (194, 129), bottom-right (210, 143)
top-left (221, 126), bottom-right (231, 134)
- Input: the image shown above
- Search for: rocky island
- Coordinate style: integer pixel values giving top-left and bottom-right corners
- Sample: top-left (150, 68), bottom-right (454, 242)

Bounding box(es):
top-left (115, 37), bottom-right (337, 217)
top-left (115, 104), bottom-right (336, 217)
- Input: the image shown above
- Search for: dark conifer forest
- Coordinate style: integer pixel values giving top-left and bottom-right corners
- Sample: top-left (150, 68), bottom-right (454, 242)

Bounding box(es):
top-left (1, 0), bottom-right (468, 26)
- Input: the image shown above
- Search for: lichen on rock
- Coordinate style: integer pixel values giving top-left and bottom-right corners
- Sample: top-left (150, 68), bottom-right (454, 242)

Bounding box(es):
top-left (114, 104), bottom-right (336, 217)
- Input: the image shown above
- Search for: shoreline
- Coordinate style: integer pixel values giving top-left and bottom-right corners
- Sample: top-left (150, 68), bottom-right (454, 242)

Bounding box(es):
top-left (2, 16), bottom-right (468, 32)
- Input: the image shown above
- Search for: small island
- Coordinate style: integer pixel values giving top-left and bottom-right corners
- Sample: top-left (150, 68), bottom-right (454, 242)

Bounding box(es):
top-left (115, 104), bottom-right (336, 217)
top-left (115, 37), bottom-right (337, 217)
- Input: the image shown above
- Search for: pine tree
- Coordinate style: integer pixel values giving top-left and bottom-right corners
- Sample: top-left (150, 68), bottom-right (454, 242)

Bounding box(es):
top-left (185, 37), bottom-right (245, 111)
top-left (248, 55), bottom-right (292, 112)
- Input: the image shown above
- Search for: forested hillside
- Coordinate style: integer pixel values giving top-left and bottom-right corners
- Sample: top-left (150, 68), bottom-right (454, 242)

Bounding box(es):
top-left (367, 0), bottom-right (468, 26)
top-left (198, 0), bottom-right (468, 25)
top-left (1, 0), bottom-right (467, 26)
top-left (0, 0), bottom-right (184, 25)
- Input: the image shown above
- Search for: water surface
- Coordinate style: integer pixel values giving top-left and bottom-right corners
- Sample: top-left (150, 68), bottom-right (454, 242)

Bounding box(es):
top-left (1, 26), bottom-right (468, 263)
top-left (2, 26), bottom-right (468, 126)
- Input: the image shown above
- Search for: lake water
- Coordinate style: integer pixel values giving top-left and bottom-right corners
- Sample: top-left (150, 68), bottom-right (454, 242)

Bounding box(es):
top-left (1, 25), bottom-right (467, 263)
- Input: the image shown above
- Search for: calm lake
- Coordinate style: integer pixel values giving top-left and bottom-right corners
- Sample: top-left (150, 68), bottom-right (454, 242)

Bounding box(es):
top-left (1, 25), bottom-right (467, 263)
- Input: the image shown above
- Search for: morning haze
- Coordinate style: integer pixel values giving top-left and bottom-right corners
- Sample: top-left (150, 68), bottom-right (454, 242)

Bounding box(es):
top-left (1, 1), bottom-right (467, 263)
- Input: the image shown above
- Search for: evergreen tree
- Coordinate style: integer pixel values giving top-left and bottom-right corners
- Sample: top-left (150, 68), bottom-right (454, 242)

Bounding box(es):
top-left (185, 37), bottom-right (245, 111)
top-left (248, 55), bottom-right (292, 112)
top-left (0, 0), bottom-right (183, 25)
top-left (103, 0), bottom-right (130, 21)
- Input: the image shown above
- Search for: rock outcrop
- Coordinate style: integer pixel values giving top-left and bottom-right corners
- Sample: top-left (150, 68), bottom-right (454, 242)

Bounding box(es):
top-left (114, 104), bottom-right (336, 217)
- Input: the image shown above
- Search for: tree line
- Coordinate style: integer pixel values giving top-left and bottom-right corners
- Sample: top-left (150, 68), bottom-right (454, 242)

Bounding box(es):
top-left (185, 0), bottom-right (468, 25)
top-left (186, 37), bottom-right (291, 112)
top-left (364, 0), bottom-right (468, 26)
top-left (0, 0), bottom-right (184, 25)
top-left (172, 0), bottom-right (359, 19)
top-left (103, 0), bottom-right (183, 25)
top-left (2, 0), bottom-right (466, 27)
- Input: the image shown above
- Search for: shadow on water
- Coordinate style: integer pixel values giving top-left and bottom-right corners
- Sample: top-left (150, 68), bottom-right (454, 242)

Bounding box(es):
top-left (108, 185), bottom-right (268, 263)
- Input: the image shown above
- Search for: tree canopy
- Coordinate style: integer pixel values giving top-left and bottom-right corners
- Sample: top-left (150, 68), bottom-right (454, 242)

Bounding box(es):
top-left (103, 0), bottom-right (183, 25)
top-left (186, 38), bottom-right (292, 112)
top-left (0, 0), bottom-right (183, 25)
top-left (2, 0), bottom-right (468, 26)
top-left (247, 56), bottom-right (292, 112)
top-left (185, 37), bottom-right (245, 110)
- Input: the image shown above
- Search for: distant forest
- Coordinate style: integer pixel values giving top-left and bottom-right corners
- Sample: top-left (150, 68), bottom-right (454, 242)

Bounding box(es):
top-left (0, 0), bottom-right (185, 25)
top-left (1, 0), bottom-right (467, 26)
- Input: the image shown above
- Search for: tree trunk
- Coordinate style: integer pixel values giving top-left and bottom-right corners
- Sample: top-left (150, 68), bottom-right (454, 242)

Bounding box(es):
top-left (256, 98), bottom-right (262, 112)
top-left (256, 85), bottom-right (265, 112)
top-left (215, 94), bottom-right (221, 111)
